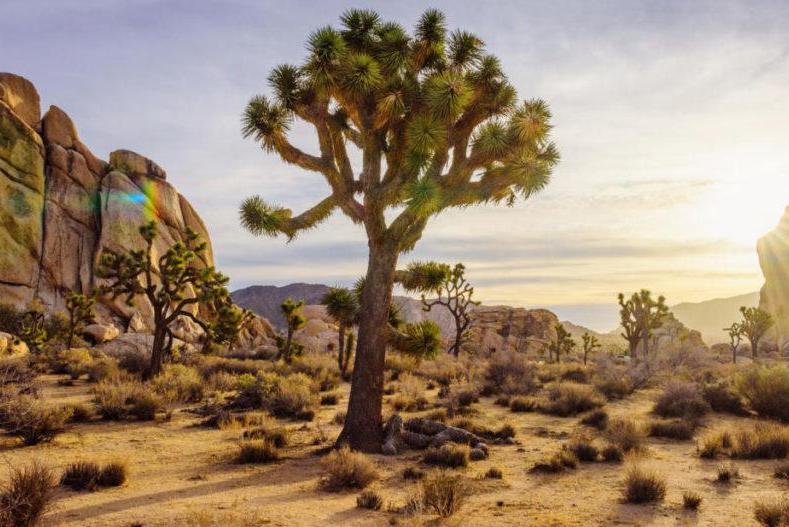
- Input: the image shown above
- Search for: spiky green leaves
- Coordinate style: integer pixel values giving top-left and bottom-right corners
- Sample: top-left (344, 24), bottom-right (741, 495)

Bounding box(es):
top-left (305, 26), bottom-right (347, 90)
top-left (448, 31), bottom-right (483, 70)
top-left (374, 22), bottom-right (410, 75)
top-left (413, 9), bottom-right (447, 71)
top-left (239, 196), bottom-right (291, 237)
top-left (396, 261), bottom-right (450, 293)
top-left (425, 71), bottom-right (471, 120)
top-left (393, 320), bottom-right (442, 359)
top-left (407, 115), bottom-right (445, 155)
top-left (241, 96), bottom-right (291, 151)
top-left (268, 65), bottom-right (306, 110)
top-left (405, 177), bottom-right (442, 216)
top-left (510, 99), bottom-right (553, 146)
top-left (340, 9), bottom-right (381, 51)
top-left (472, 121), bottom-right (510, 159)
top-left (322, 287), bottom-right (359, 326)
top-left (341, 54), bottom-right (382, 96)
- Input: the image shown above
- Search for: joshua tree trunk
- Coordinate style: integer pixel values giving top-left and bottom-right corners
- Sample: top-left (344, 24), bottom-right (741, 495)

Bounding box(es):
top-left (750, 338), bottom-right (759, 362)
top-left (145, 320), bottom-right (167, 381)
top-left (337, 324), bottom-right (346, 373)
top-left (337, 243), bottom-right (398, 452)
top-left (450, 321), bottom-right (463, 357)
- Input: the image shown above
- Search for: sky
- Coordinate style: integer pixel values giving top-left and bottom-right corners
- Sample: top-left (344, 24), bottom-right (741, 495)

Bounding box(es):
top-left (3, 0), bottom-right (789, 331)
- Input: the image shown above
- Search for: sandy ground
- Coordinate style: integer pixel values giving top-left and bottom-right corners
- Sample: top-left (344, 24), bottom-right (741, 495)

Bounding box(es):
top-left (1, 375), bottom-right (786, 527)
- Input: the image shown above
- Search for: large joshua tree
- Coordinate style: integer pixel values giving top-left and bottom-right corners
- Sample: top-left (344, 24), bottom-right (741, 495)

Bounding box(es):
top-left (239, 9), bottom-right (558, 451)
top-left (618, 290), bottom-right (669, 364)
top-left (738, 306), bottom-right (773, 362)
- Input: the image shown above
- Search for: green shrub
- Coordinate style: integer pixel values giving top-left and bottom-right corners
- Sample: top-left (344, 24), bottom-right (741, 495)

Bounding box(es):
top-left (736, 365), bottom-right (789, 422)
top-left (623, 466), bottom-right (666, 504)
top-left (320, 446), bottom-right (378, 491)
top-left (0, 462), bottom-right (55, 527)
top-left (356, 489), bottom-right (383, 510)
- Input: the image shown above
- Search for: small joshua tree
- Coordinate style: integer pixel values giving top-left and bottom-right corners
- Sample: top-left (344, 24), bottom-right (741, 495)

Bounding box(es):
top-left (65, 292), bottom-right (95, 349)
top-left (422, 263), bottom-right (478, 356)
top-left (547, 323), bottom-right (575, 363)
top-left (96, 222), bottom-right (233, 379)
top-left (738, 306), bottom-right (773, 362)
top-left (724, 322), bottom-right (744, 364)
top-left (322, 287), bottom-right (359, 375)
top-left (278, 298), bottom-right (306, 362)
top-left (20, 298), bottom-right (47, 353)
top-left (618, 290), bottom-right (669, 363)
top-left (581, 332), bottom-right (600, 365)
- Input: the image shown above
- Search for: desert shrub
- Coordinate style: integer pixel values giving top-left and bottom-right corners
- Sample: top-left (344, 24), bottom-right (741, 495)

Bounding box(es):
top-left (601, 444), bottom-right (625, 463)
top-left (592, 359), bottom-right (641, 399)
top-left (420, 472), bottom-right (467, 518)
top-left (716, 463), bottom-right (739, 483)
top-left (0, 462), bottom-right (55, 527)
top-left (290, 353), bottom-right (340, 391)
top-left (128, 391), bottom-right (163, 421)
top-left (0, 357), bottom-right (34, 386)
top-left (649, 419), bottom-right (695, 440)
top-left (242, 420), bottom-right (289, 448)
top-left (0, 395), bottom-right (72, 445)
top-left (356, 490), bottom-right (383, 510)
top-left (97, 461), bottom-right (127, 487)
top-left (509, 396), bottom-right (537, 413)
top-left (57, 348), bottom-right (93, 379)
top-left (682, 491), bottom-right (702, 511)
top-left (540, 382), bottom-right (604, 417)
top-left (198, 357), bottom-right (269, 378)
top-left (736, 365), bottom-right (789, 422)
top-left (580, 409), bottom-right (609, 430)
top-left (606, 417), bottom-right (645, 452)
top-left (320, 393), bottom-right (338, 406)
top-left (494, 396), bottom-right (510, 407)
top-left (446, 381), bottom-right (479, 410)
top-left (237, 439), bottom-right (279, 464)
top-left (66, 403), bottom-right (94, 423)
top-left (775, 462), bottom-right (789, 479)
top-left (557, 364), bottom-right (591, 383)
top-left (93, 382), bottom-right (135, 420)
top-left (206, 371), bottom-right (239, 392)
top-left (484, 467), bottom-right (503, 479)
top-left (85, 357), bottom-right (122, 383)
top-left (730, 423), bottom-right (789, 459)
top-left (702, 381), bottom-right (746, 415)
top-left (60, 461), bottom-right (100, 491)
top-left (653, 381), bottom-right (710, 419)
top-left (237, 372), bottom-right (318, 420)
top-left (391, 373), bottom-right (427, 411)
top-left (623, 466), bottom-right (666, 504)
top-left (418, 353), bottom-right (465, 386)
top-left (320, 446), bottom-right (378, 491)
top-left (530, 450), bottom-right (578, 473)
top-left (0, 303), bottom-right (24, 336)
top-left (698, 430), bottom-right (733, 459)
top-left (423, 444), bottom-right (470, 468)
top-left (754, 499), bottom-right (789, 527)
top-left (485, 350), bottom-right (537, 395)
top-left (384, 353), bottom-right (418, 377)
top-left (152, 364), bottom-right (204, 403)
top-left (332, 411), bottom-right (346, 425)
top-left (565, 436), bottom-right (599, 462)
top-left (403, 466), bottom-right (426, 480)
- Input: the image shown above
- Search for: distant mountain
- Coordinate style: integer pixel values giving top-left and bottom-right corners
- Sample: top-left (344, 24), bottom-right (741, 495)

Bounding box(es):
top-left (560, 320), bottom-right (623, 349)
top-left (232, 283), bottom-right (330, 329)
top-left (671, 292), bottom-right (759, 344)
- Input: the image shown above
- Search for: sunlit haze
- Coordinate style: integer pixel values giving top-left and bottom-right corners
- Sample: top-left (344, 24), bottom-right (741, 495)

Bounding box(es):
top-left (4, 0), bottom-right (788, 331)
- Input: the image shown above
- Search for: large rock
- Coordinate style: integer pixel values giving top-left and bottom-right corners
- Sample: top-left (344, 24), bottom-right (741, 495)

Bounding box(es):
top-left (468, 306), bottom-right (559, 355)
top-left (0, 73), bottom-right (40, 128)
top-left (82, 324), bottom-right (120, 344)
top-left (758, 205), bottom-right (789, 344)
top-left (109, 149), bottom-right (166, 180)
top-left (0, 332), bottom-right (29, 356)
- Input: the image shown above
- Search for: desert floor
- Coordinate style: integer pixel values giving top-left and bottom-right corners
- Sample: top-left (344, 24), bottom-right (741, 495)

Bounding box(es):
top-left (1, 375), bottom-right (786, 527)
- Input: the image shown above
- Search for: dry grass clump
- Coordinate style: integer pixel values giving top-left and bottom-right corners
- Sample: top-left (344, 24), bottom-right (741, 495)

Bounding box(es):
top-left (420, 472), bottom-right (468, 518)
top-left (0, 462), bottom-right (55, 527)
top-left (565, 435), bottom-right (599, 462)
top-left (701, 381), bottom-right (747, 415)
top-left (445, 380), bottom-right (480, 411)
top-left (242, 418), bottom-right (289, 448)
top-left (423, 444), bottom-right (470, 468)
top-left (0, 356), bottom-right (35, 386)
top-left (606, 417), bottom-right (645, 452)
top-left (716, 463), bottom-right (739, 483)
top-left (653, 381), bottom-right (710, 419)
top-left (484, 467), bottom-right (503, 479)
top-left (538, 363), bottom-right (591, 384)
top-left (60, 461), bottom-right (100, 491)
top-left (85, 357), bottom-right (123, 383)
top-left (197, 356), bottom-right (270, 378)
top-left (753, 499), bottom-right (789, 527)
top-left (356, 489), bottom-right (384, 510)
top-left (391, 373), bottom-right (428, 411)
top-left (289, 353), bottom-right (341, 391)
top-left (623, 466), bottom-right (666, 504)
top-left (648, 419), bottom-right (696, 440)
top-left (57, 348), bottom-right (93, 379)
top-left (530, 450), bottom-right (578, 473)
top-left (93, 381), bottom-right (163, 421)
top-left (580, 409), bottom-right (609, 430)
top-left (540, 382), bottom-right (604, 417)
top-left (152, 364), bottom-right (204, 403)
top-left (236, 439), bottom-right (279, 464)
top-left (485, 350), bottom-right (537, 395)
top-left (509, 396), bottom-right (537, 413)
top-left (700, 424), bottom-right (789, 460)
top-left (736, 365), bottom-right (789, 422)
top-left (320, 446), bottom-right (378, 491)
top-left (592, 360), bottom-right (640, 400)
top-left (332, 411), bottom-right (346, 425)
top-left (602, 444), bottom-right (625, 463)
top-left (385, 353), bottom-right (419, 378)
top-left (66, 402), bottom-right (94, 423)
top-left (206, 371), bottom-right (239, 392)
top-left (320, 393), bottom-right (338, 405)
top-left (403, 466), bottom-right (426, 480)
top-left (97, 461), bottom-right (127, 487)
top-left (682, 490), bottom-right (702, 511)
top-left (0, 395), bottom-right (72, 445)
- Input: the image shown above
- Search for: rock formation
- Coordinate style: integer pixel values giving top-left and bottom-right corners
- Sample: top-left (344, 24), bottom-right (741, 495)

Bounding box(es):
top-left (757, 204), bottom-right (789, 344)
top-left (467, 306), bottom-right (559, 355)
top-left (0, 72), bottom-right (273, 346)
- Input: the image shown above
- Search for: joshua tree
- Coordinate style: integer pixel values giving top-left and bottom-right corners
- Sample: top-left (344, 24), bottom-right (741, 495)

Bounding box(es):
top-left (322, 287), bottom-right (360, 376)
top-left (97, 222), bottom-right (233, 379)
top-left (65, 292), bottom-right (95, 349)
top-left (239, 9), bottom-right (557, 451)
top-left (278, 298), bottom-right (305, 362)
top-left (19, 299), bottom-right (47, 353)
top-left (421, 263), bottom-right (479, 356)
top-left (618, 290), bottom-right (669, 363)
top-left (547, 323), bottom-right (575, 363)
top-left (581, 332), bottom-right (600, 365)
top-left (723, 322), bottom-right (744, 364)
top-left (738, 306), bottom-right (773, 362)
